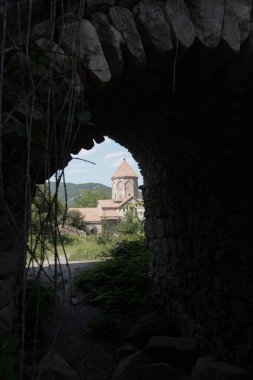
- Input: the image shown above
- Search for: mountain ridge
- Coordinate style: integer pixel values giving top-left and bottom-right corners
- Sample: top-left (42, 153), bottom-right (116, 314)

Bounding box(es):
top-left (48, 182), bottom-right (111, 207)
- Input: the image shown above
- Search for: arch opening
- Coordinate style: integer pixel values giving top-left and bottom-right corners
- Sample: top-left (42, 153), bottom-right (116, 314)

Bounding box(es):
top-left (1, 0), bottom-right (253, 375)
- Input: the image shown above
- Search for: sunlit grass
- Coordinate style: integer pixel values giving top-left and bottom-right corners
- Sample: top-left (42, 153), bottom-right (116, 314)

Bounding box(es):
top-left (27, 234), bottom-right (107, 262)
top-left (58, 235), bottom-right (108, 261)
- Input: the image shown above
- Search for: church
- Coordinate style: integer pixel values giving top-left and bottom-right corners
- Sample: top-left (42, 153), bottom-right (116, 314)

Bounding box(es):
top-left (68, 158), bottom-right (144, 234)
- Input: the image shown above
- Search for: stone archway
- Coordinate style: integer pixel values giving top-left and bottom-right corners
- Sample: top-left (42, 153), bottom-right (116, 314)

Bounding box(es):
top-left (1, 0), bottom-right (253, 369)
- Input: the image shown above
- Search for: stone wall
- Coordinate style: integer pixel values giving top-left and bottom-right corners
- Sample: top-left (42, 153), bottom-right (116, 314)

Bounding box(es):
top-left (93, 89), bottom-right (253, 369)
top-left (1, 0), bottom-right (253, 370)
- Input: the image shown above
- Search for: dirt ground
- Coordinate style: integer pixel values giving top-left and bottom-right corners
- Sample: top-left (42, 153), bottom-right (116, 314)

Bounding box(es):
top-left (27, 256), bottom-right (120, 380)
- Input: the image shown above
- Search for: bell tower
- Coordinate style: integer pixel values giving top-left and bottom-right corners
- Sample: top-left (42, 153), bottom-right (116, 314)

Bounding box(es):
top-left (111, 158), bottom-right (139, 201)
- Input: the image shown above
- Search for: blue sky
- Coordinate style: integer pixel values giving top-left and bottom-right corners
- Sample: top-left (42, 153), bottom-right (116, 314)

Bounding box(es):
top-left (51, 137), bottom-right (143, 187)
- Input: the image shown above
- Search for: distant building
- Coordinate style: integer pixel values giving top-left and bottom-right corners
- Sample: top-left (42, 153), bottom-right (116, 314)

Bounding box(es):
top-left (68, 158), bottom-right (144, 234)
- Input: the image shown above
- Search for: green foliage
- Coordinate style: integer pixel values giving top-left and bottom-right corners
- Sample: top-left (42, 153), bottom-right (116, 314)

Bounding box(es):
top-left (74, 237), bottom-right (160, 342)
top-left (31, 185), bottom-right (65, 234)
top-left (59, 235), bottom-right (108, 261)
top-left (74, 189), bottom-right (110, 207)
top-left (48, 183), bottom-right (111, 207)
top-left (117, 202), bottom-right (144, 236)
top-left (28, 185), bottom-right (65, 260)
top-left (96, 220), bottom-right (117, 245)
top-left (66, 210), bottom-right (86, 230)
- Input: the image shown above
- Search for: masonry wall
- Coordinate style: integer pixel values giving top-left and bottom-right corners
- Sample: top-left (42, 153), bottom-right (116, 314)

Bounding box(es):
top-left (140, 141), bottom-right (253, 368)
top-left (1, 0), bottom-right (253, 370)
top-left (93, 82), bottom-right (253, 369)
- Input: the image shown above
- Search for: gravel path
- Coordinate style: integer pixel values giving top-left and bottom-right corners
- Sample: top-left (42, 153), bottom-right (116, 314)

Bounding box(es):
top-left (27, 256), bottom-right (120, 380)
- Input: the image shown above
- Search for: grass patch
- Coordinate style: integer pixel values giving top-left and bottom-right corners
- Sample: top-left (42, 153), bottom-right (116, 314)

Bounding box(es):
top-left (74, 236), bottom-right (174, 345)
top-left (58, 234), bottom-right (111, 261)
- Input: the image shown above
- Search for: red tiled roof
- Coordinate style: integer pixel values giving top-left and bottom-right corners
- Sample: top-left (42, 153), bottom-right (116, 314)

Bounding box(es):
top-left (101, 209), bottom-right (120, 219)
top-left (118, 196), bottom-right (141, 208)
top-left (68, 208), bottom-right (101, 223)
top-left (97, 199), bottom-right (119, 209)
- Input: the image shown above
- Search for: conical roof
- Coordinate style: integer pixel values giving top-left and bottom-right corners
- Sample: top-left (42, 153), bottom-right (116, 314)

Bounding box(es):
top-left (111, 158), bottom-right (138, 180)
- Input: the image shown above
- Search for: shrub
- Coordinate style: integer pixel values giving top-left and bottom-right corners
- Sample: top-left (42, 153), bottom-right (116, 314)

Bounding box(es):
top-left (66, 210), bottom-right (86, 230)
top-left (74, 237), bottom-right (161, 343)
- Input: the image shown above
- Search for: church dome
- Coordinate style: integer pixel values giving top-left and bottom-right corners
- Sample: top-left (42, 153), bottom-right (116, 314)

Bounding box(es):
top-left (111, 158), bottom-right (138, 180)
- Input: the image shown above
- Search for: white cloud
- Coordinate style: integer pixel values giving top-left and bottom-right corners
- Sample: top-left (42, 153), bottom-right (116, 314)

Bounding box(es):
top-left (104, 151), bottom-right (125, 160)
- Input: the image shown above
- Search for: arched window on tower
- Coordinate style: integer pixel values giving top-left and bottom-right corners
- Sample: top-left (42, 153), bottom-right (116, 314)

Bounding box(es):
top-left (125, 181), bottom-right (133, 198)
top-left (117, 181), bottom-right (124, 200)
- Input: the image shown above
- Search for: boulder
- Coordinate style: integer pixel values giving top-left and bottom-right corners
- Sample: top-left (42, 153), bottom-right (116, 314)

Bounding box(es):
top-left (133, 0), bottom-right (173, 70)
top-left (191, 356), bottom-right (250, 380)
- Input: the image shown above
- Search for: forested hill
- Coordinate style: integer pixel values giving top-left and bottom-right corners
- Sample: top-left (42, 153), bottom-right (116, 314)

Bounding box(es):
top-left (48, 182), bottom-right (111, 207)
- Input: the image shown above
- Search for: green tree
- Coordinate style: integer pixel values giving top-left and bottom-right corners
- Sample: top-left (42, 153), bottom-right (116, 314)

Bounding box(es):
top-left (28, 185), bottom-right (65, 258)
top-left (66, 210), bottom-right (86, 230)
top-left (31, 185), bottom-right (65, 235)
top-left (74, 189), bottom-right (110, 207)
top-left (117, 202), bottom-right (144, 236)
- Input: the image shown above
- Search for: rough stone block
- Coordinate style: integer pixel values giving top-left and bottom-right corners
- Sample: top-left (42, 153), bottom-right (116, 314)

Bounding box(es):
top-left (187, 0), bottom-right (224, 48)
top-left (133, 0), bottom-right (173, 70)
top-left (135, 362), bottom-right (186, 380)
top-left (91, 12), bottom-right (124, 81)
top-left (117, 0), bottom-right (140, 7)
top-left (32, 20), bottom-right (53, 39)
top-left (221, 0), bottom-right (252, 53)
top-left (60, 19), bottom-right (111, 88)
top-left (35, 350), bottom-right (80, 380)
top-left (85, 0), bottom-right (116, 13)
top-left (145, 336), bottom-right (198, 373)
top-left (191, 356), bottom-right (250, 380)
top-left (108, 6), bottom-right (146, 72)
top-left (113, 351), bottom-right (153, 379)
top-left (35, 38), bottom-right (83, 95)
top-left (164, 0), bottom-right (195, 52)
